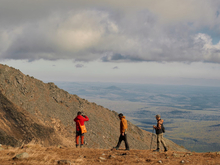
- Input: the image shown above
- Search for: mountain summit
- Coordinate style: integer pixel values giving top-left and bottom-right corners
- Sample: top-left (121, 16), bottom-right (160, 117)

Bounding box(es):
top-left (0, 64), bottom-right (187, 151)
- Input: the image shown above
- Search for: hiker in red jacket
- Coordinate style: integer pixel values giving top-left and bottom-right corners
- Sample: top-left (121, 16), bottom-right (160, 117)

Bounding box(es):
top-left (74, 111), bottom-right (89, 148)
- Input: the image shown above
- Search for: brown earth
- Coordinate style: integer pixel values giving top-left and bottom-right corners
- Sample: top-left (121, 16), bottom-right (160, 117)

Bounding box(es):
top-left (0, 144), bottom-right (220, 165)
top-left (0, 63), bottom-right (187, 152)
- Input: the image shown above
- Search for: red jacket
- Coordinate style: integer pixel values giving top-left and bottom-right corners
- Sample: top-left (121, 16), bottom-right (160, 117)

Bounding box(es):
top-left (74, 115), bottom-right (89, 131)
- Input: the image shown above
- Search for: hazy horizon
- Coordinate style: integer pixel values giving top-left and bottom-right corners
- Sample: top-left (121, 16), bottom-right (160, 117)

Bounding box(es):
top-left (55, 81), bottom-right (220, 152)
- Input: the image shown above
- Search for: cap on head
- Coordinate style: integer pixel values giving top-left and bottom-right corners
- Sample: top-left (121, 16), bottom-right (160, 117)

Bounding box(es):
top-left (118, 113), bottom-right (123, 118)
top-left (77, 111), bottom-right (82, 115)
top-left (155, 114), bottom-right (160, 118)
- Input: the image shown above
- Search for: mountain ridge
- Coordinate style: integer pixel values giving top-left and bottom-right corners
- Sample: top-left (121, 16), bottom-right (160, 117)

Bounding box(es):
top-left (0, 64), bottom-right (187, 152)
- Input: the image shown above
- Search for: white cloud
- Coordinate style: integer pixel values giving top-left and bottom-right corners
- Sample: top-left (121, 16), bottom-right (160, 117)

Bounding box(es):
top-left (0, 10), bottom-right (119, 61)
top-left (0, 0), bottom-right (220, 63)
top-left (194, 33), bottom-right (220, 63)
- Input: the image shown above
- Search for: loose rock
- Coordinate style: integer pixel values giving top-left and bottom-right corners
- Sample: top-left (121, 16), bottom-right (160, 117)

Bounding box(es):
top-left (57, 160), bottom-right (71, 165)
top-left (99, 157), bottom-right (106, 160)
top-left (180, 160), bottom-right (185, 163)
top-left (109, 155), bottom-right (116, 158)
top-left (158, 160), bottom-right (163, 163)
top-left (13, 152), bottom-right (29, 160)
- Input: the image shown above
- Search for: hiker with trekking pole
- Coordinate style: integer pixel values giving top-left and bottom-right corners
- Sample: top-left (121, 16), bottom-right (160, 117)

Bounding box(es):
top-left (113, 113), bottom-right (130, 150)
top-left (150, 127), bottom-right (156, 151)
top-left (153, 114), bottom-right (168, 152)
top-left (74, 111), bottom-right (89, 148)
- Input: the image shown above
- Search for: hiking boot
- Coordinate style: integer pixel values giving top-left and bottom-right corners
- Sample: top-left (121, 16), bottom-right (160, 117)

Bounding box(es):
top-left (164, 146), bottom-right (168, 152)
top-left (125, 148), bottom-right (130, 151)
top-left (76, 144), bottom-right (79, 148)
top-left (113, 147), bottom-right (119, 150)
top-left (153, 148), bottom-right (160, 152)
top-left (80, 144), bottom-right (83, 148)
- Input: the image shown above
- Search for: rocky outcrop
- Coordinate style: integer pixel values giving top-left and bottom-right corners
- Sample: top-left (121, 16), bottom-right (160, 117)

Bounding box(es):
top-left (0, 91), bottom-right (60, 146)
top-left (0, 64), bottom-right (187, 151)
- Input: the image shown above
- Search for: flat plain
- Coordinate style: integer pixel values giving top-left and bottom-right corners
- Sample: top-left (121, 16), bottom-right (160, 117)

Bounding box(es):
top-left (55, 82), bottom-right (220, 152)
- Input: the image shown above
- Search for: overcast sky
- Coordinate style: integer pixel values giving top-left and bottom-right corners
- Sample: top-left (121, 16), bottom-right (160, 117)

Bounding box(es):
top-left (1, 0), bottom-right (220, 86)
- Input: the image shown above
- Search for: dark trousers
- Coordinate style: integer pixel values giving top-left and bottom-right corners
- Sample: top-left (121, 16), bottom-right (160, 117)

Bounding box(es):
top-left (76, 131), bottom-right (84, 145)
top-left (116, 133), bottom-right (129, 149)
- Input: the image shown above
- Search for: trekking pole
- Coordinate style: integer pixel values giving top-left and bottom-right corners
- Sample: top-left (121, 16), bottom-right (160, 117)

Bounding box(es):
top-left (150, 127), bottom-right (154, 150)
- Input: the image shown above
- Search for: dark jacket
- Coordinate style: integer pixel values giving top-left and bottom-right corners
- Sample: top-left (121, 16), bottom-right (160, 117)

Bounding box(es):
top-left (155, 119), bottom-right (163, 134)
top-left (74, 115), bottom-right (89, 131)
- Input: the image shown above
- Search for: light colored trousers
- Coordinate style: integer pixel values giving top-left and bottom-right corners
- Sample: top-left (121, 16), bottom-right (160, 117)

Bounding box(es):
top-left (157, 133), bottom-right (167, 149)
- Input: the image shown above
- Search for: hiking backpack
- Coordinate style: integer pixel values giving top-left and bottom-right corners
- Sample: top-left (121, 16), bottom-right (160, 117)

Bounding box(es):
top-left (161, 123), bottom-right (165, 133)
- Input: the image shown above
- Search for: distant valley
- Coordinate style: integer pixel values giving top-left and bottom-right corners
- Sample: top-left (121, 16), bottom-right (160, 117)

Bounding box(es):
top-left (55, 82), bottom-right (220, 152)
top-left (0, 64), bottom-right (187, 152)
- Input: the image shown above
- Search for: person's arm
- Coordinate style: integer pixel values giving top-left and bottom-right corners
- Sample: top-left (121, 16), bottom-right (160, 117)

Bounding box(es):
top-left (158, 119), bottom-right (163, 129)
top-left (83, 116), bottom-right (89, 121)
top-left (154, 119), bottom-right (163, 129)
top-left (121, 119), bottom-right (127, 135)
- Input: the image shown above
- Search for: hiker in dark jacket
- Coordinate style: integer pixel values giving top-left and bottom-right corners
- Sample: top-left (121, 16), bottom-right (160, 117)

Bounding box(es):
top-left (113, 113), bottom-right (130, 150)
top-left (74, 111), bottom-right (89, 148)
top-left (153, 114), bottom-right (168, 152)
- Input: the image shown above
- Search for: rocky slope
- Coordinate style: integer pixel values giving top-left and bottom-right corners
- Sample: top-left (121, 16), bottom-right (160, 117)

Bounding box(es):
top-left (0, 144), bottom-right (220, 165)
top-left (0, 64), bottom-right (187, 151)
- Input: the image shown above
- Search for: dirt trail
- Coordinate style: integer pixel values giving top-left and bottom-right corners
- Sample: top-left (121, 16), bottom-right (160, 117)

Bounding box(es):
top-left (0, 144), bottom-right (220, 165)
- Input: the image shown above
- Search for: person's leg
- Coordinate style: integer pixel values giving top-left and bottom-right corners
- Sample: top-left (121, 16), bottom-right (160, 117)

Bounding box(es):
top-left (153, 134), bottom-right (160, 152)
top-left (76, 135), bottom-right (80, 148)
top-left (160, 133), bottom-right (168, 151)
top-left (157, 134), bottom-right (160, 148)
top-left (115, 134), bottom-right (123, 149)
top-left (124, 134), bottom-right (130, 150)
top-left (80, 135), bottom-right (84, 147)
